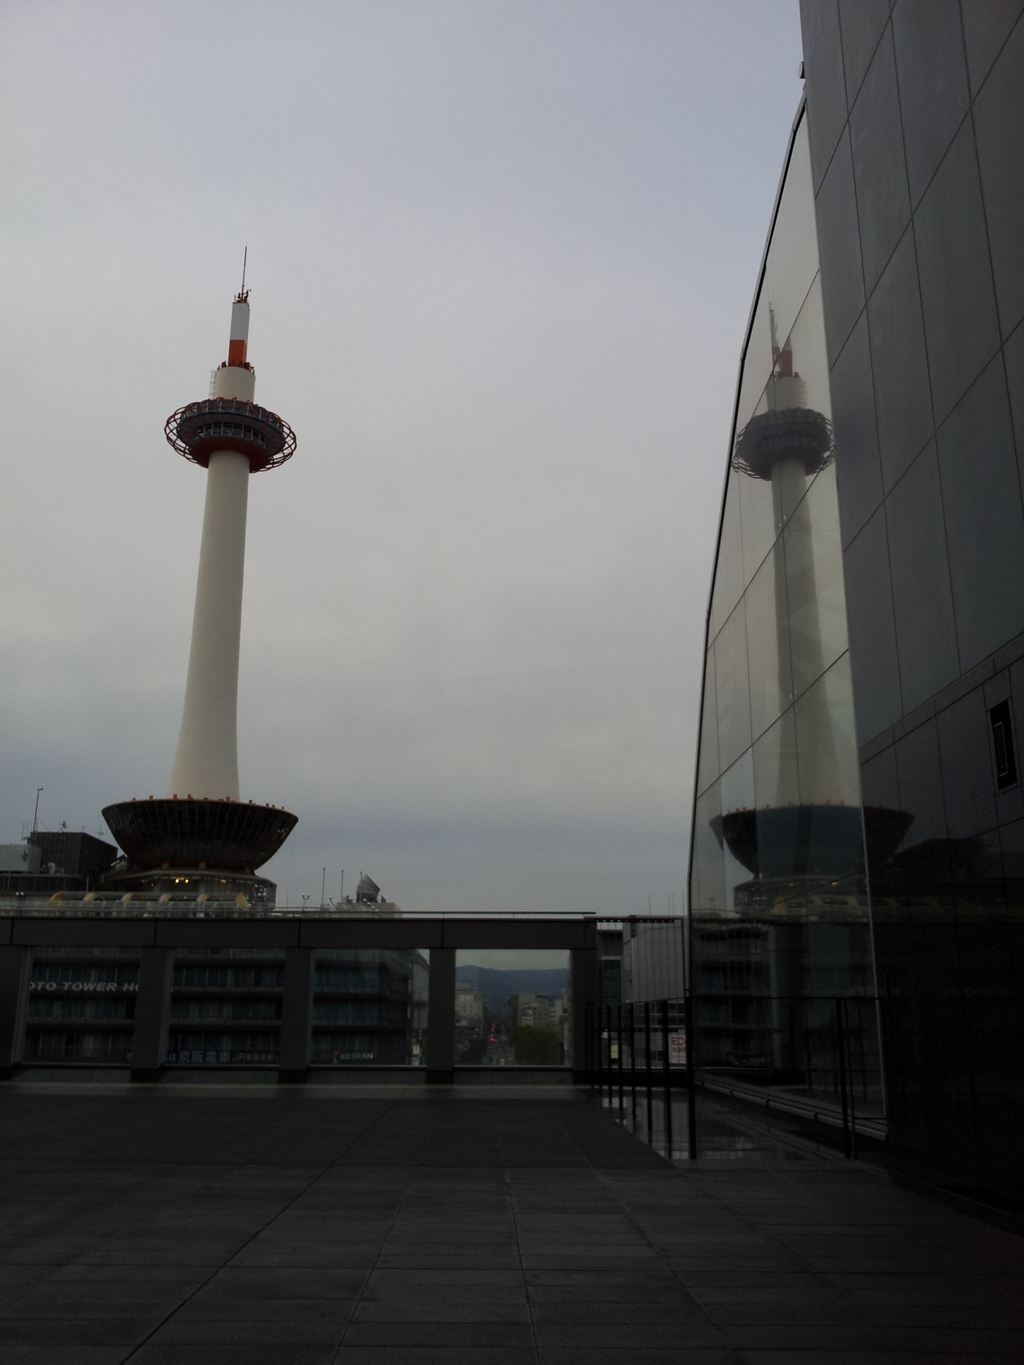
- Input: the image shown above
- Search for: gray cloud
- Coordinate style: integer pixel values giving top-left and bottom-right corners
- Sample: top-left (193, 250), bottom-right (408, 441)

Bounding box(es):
top-left (0, 0), bottom-right (803, 913)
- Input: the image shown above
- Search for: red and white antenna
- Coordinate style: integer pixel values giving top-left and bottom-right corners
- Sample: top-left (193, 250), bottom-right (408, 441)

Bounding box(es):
top-left (228, 247), bottom-right (250, 368)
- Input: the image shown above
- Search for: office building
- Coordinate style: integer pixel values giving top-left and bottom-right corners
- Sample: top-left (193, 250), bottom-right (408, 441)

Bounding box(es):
top-left (25, 943), bottom-right (430, 1069)
top-left (505, 992), bottom-right (561, 1032)
top-left (0, 832), bottom-right (117, 898)
top-left (689, 1), bottom-right (1024, 1199)
top-left (621, 920), bottom-right (686, 1003)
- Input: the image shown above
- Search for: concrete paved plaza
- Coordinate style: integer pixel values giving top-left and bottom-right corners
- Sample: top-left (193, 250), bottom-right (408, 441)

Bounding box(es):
top-left (0, 1081), bottom-right (1022, 1364)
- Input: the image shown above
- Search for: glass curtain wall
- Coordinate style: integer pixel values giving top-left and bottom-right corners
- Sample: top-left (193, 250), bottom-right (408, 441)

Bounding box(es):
top-left (168, 949), bottom-right (284, 1065)
top-left (25, 947), bottom-right (139, 1064)
top-left (688, 108), bottom-right (883, 1109)
top-left (312, 948), bottom-right (428, 1066)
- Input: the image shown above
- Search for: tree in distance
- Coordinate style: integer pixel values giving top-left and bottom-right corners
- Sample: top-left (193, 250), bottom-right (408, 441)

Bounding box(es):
top-left (510, 1025), bottom-right (562, 1066)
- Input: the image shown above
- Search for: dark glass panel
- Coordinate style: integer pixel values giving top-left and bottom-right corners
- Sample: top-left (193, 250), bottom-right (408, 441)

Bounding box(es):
top-left (714, 598), bottom-right (752, 772)
top-left (1009, 659), bottom-right (1024, 801)
top-left (1007, 323), bottom-right (1024, 492)
top-left (692, 783), bottom-right (726, 915)
top-left (936, 355), bottom-right (1024, 670)
top-left (936, 689), bottom-right (999, 842)
top-left (719, 747), bottom-right (754, 829)
top-left (785, 464), bottom-right (849, 697)
top-left (838, 0), bottom-right (892, 103)
top-left (866, 225), bottom-right (933, 489)
top-left (950, 827), bottom-right (1012, 995)
top-left (783, 277), bottom-right (833, 425)
top-left (738, 453), bottom-right (778, 587)
top-left (813, 129), bottom-right (866, 361)
top-left (973, 19), bottom-right (1024, 340)
top-left (997, 815), bottom-right (1024, 977)
top-left (752, 708), bottom-right (800, 811)
top-left (959, 0), bottom-right (1024, 95)
top-left (995, 667), bottom-right (1024, 832)
top-left (830, 311), bottom-right (883, 545)
top-left (841, 507), bottom-right (902, 740)
top-left (744, 550), bottom-right (793, 742)
top-left (696, 646), bottom-right (720, 797)
top-left (891, 0), bottom-right (970, 206)
top-left (885, 442), bottom-right (959, 712)
top-left (859, 742), bottom-right (903, 889)
top-left (719, 749), bottom-right (755, 913)
top-left (799, 0), bottom-right (848, 189)
top-left (709, 473), bottom-right (744, 639)
top-left (894, 717), bottom-right (949, 883)
top-left (737, 127), bottom-right (820, 433)
top-left (849, 26), bottom-right (911, 293)
top-left (794, 653), bottom-right (860, 806)
top-left (913, 119), bottom-right (1001, 424)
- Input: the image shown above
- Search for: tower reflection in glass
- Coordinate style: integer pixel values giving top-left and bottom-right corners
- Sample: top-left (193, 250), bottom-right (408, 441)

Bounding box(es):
top-left (688, 109), bottom-right (894, 1108)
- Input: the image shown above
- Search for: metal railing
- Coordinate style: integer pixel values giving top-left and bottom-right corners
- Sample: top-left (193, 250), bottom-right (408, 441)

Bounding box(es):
top-left (585, 999), bottom-right (698, 1160)
top-left (586, 993), bottom-right (887, 1160)
top-left (692, 992), bottom-right (886, 1158)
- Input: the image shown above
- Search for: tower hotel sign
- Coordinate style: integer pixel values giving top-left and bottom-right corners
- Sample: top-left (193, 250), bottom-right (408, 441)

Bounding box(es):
top-left (29, 979), bottom-right (138, 993)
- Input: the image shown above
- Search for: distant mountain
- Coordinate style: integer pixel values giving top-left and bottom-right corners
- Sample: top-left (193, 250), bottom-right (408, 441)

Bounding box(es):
top-left (455, 965), bottom-right (568, 1016)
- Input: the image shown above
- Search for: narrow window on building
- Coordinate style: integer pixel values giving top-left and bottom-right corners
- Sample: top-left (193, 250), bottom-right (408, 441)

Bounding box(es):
top-left (989, 699), bottom-right (1018, 790)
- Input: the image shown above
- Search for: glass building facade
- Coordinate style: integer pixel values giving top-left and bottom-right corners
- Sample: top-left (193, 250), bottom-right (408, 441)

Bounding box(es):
top-left (692, 0), bottom-right (1024, 1201)
top-left (689, 106), bottom-right (880, 1095)
top-left (24, 945), bottom-right (429, 1069)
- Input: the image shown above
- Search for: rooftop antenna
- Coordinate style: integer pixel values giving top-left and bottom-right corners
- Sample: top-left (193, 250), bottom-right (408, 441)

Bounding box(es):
top-left (32, 787), bottom-right (43, 835)
top-left (239, 245), bottom-right (248, 301)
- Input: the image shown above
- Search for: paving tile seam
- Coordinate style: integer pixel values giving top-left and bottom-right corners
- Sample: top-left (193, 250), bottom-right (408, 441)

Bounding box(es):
top-left (505, 1168), bottom-right (541, 1364)
top-left (544, 1093), bottom-right (746, 1363)
top-left (329, 1107), bottom-right (505, 1364)
top-left (638, 1168), bottom-right (869, 1310)
top-left (112, 1095), bottom-right (413, 1365)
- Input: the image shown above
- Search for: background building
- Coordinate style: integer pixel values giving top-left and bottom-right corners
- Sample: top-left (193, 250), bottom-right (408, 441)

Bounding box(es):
top-left (454, 980), bottom-right (488, 1063)
top-left (505, 991), bottom-right (560, 1032)
top-left (25, 943), bottom-right (430, 1069)
top-left (620, 920), bottom-right (686, 1004)
top-left (1, 832), bottom-right (116, 898)
top-left (690, 0), bottom-right (1024, 1202)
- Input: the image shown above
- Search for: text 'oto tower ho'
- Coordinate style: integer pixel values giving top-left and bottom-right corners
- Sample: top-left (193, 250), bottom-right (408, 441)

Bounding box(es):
top-left (103, 290), bottom-right (298, 902)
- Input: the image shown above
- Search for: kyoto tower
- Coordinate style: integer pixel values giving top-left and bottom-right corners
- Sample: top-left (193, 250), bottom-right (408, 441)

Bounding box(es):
top-left (102, 284), bottom-right (298, 902)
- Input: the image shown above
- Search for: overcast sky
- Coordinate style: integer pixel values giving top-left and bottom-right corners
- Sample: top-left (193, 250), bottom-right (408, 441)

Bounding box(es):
top-left (1, 0), bottom-right (803, 914)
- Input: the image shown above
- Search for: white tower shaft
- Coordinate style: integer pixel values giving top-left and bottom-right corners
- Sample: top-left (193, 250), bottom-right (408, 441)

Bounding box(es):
top-left (167, 341), bottom-right (256, 801)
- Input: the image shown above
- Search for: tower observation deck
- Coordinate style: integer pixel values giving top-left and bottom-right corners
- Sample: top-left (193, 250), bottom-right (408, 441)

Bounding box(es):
top-left (103, 288), bottom-right (298, 901)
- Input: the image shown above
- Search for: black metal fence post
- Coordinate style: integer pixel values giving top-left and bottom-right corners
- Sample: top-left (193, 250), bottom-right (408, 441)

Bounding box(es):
top-left (629, 1002), bottom-right (637, 1126)
top-left (843, 998), bottom-right (858, 1159)
top-left (601, 1006), bottom-right (609, 1104)
top-left (661, 1000), bottom-right (672, 1159)
top-left (617, 1004), bottom-right (625, 1112)
top-left (835, 997), bottom-right (851, 1159)
top-left (684, 990), bottom-right (697, 1161)
top-left (644, 1000), bottom-right (653, 1143)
